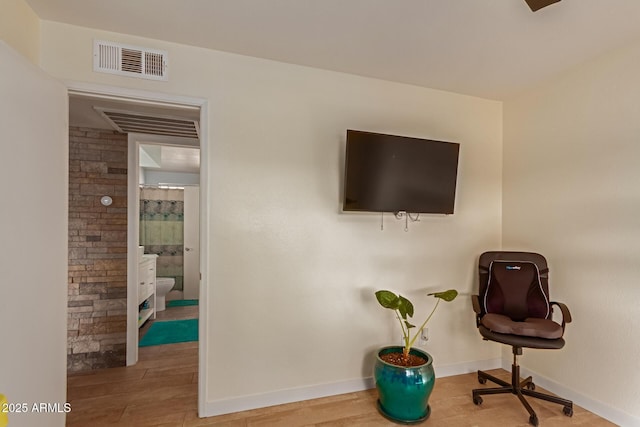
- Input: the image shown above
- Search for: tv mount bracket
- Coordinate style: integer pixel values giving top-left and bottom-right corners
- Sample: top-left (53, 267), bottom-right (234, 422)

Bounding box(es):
top-left (380, 211), bottom-right (421, 231)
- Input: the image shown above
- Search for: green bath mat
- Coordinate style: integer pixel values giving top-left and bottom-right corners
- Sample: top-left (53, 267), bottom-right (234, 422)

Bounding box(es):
top-left (139, 319), bottom-right (198, 347)
top-left (166, 299), bottom-right (199, 307)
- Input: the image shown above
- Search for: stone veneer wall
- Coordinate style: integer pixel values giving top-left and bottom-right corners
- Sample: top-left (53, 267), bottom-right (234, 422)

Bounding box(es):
top-left (67, 127), bottom-right (128, 372)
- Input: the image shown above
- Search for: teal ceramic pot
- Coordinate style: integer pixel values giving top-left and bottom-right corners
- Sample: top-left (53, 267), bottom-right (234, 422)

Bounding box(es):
top-left (374, 346), bottom-right (435, 423)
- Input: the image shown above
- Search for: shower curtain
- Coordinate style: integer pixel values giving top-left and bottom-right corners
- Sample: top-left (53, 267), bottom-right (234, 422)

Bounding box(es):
top-left (139, 187), bottom-right (184, 291)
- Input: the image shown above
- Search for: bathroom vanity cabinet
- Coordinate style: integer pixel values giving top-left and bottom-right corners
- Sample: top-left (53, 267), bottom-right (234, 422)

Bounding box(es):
top-left (138, 255), bottom-right (157, 327)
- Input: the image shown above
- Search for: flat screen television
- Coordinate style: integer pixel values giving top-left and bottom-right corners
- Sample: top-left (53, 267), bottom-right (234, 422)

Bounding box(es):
top-left (343, 130), bottom-right (460, 214)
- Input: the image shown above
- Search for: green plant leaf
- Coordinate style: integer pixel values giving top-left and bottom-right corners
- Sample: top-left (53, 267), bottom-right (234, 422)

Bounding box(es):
top-left (404, 321), bottom-right (415, 329)
top-left (428, 289), bottom-right (458, 302)
top-left (397, 295), bottom-right (414, 319)
top-left (375, 290), bottom-right (400, 309)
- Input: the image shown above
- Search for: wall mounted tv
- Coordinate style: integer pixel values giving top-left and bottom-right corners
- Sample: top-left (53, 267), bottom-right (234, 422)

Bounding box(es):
top-left (343, 130), bottom-right (460, 214)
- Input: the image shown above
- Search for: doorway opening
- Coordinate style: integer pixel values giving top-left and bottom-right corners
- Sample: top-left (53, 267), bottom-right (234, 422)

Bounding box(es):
top-left (66, 86), bottom-right (208, 416)
top-left (134, 139), bottom-right (201, 355)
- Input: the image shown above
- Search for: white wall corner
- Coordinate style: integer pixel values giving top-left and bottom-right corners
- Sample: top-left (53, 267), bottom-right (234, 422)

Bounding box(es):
top-left (502, 361), bottom-right (639, 427)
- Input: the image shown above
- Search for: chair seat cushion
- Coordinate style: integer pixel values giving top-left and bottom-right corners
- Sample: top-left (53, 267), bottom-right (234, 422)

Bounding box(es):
top-left (481, 313), bottom-right (563, 339)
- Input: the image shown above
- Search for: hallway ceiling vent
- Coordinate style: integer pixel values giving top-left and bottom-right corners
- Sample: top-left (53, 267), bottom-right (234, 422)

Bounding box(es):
top-left (93, 40), bottom-right (168, 81)
top-left (95, 108), bottom-right (200, 139)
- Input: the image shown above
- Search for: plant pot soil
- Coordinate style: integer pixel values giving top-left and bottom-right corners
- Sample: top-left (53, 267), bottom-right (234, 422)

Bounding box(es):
top-left (380, 352), bottom-right (427, 367)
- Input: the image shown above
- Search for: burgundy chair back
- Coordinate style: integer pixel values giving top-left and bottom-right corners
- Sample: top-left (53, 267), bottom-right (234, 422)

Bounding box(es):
top-left (478, 252), bottom-right (551, 321)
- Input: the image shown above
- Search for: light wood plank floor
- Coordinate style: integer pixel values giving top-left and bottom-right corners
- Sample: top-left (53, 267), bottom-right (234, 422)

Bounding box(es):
top-left (68, 309), bottom-right (615, 426)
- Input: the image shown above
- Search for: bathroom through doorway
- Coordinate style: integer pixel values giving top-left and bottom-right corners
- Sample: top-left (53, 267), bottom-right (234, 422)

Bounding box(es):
top-left (66, 84), bottom-right (208, 415)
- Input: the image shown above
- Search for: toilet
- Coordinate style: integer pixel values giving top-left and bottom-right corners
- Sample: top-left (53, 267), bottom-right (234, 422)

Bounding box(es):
top-left (155, 277), bottom-right (175, 311)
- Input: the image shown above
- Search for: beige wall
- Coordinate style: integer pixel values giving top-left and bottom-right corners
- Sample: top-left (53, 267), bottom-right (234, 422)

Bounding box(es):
top-left (10, 9), bottom-right (638, 423)
top-left (10, 9), bottom-right (637, 423)
top-left (504, 40), bottom-right (640, 423)
top-left (0, 41), bottom-right (68, 427)
top-left (0, 0), bottom-right (40, 63)
top-left (39, 21), bottom-right (503, 412)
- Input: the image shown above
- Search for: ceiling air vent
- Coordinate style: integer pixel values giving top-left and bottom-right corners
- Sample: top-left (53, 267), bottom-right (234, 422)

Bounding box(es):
top-left (93, 40), bottom-right (168, 81)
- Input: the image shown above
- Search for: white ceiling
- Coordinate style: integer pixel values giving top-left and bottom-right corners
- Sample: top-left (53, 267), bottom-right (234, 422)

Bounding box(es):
top-left (140, 144), bottom-right (200, 175)
top-left (25, 0), bottom-right (640, 100)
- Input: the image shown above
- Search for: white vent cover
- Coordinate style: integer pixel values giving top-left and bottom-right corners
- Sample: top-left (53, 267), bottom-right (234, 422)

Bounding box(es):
top-left (93, 40), bottom-right (168, 81)
top-left (95, 107), bottom-right (200, 139)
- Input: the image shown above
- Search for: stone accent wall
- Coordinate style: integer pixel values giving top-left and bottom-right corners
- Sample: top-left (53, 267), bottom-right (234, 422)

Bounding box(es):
top-left (67, 127), bottom-right (128, 372)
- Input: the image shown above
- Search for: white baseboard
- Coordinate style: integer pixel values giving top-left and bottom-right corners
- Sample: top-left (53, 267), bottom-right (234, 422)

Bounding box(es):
top-left (434, 357), bottom-right (501, 378)
top-left (202, 358), bottom-right (637, 425)
top-left (503, 361), bottom-right (639, 427)
top-left (202, 377), bottom-right (375, 417)
top-left (201, 358), bottom-right (501, 418)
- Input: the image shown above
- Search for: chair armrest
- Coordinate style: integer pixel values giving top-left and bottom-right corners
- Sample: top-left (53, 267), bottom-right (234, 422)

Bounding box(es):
top-left (550, 301), bottom-right (572, 332)
top-left (471, 295), bottom-right (481, 314)
top-left (471, 295), bottom-right (483, 328)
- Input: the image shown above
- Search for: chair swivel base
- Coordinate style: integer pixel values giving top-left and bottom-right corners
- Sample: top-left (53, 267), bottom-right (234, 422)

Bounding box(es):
top-left (472, 365), bottom-right (573, 427)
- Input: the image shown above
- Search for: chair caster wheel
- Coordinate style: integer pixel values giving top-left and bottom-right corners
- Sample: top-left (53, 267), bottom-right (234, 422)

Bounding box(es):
top-left (472, 395), bottom-right (483, 405)
top-left (477, 375), bottom-right (487, 384)
top-left (563, 406), bottom-right (573, 417)
top-left (529, 414), bottom-right (539, 426)
top-left (526, 382), bottom-right (536, 390)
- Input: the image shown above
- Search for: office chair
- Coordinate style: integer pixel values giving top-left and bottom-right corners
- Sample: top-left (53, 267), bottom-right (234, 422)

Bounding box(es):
top-left (471, 251), bottom-right (573, 426)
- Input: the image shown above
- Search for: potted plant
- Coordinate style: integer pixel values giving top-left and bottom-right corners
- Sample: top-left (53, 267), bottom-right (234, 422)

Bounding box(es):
top-left (374, 289), bottom-right (458, 423)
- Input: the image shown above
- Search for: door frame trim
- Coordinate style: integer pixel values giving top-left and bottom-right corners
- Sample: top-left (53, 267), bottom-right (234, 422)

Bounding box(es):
top-left (66, 81), bottom-right (209, 416)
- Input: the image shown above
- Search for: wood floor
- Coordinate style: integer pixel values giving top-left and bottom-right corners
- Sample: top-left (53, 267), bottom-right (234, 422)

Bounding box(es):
top-left (67, 308), bottom-right (615, 426)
